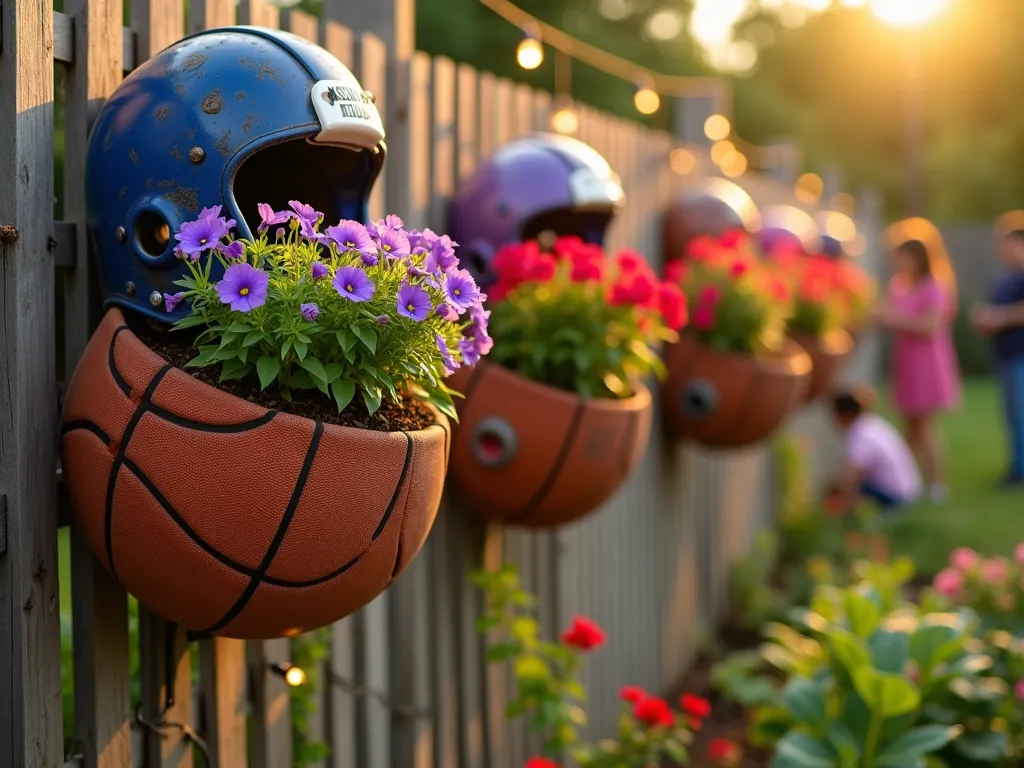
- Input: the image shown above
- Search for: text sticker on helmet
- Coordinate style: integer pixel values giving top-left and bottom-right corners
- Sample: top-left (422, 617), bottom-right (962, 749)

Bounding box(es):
top-left (311, 80), bottom-right (386, 151)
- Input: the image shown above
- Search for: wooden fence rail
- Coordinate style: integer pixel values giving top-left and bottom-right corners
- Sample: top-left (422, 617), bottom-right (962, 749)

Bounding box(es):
top-left (0, 0), bottom-right (882, 766)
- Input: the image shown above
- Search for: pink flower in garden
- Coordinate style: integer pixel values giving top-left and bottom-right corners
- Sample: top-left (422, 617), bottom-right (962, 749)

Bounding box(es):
top-left (692, 303), bottom-right (717, 331)
top-left (1015, 543), bottom-right (1024, 566)
top-left (934, 567), bottom-right (965, 598)
top-left (1015, 680), bottom-right (1024, 701)
top-left (951, 547), bottom-right (979, 571)
top-left (981, 557), bottom-right (1011, 585)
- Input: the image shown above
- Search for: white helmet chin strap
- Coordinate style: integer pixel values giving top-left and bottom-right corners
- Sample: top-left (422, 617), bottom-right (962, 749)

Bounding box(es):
top-left (310, 79), bottom-right (386, 151)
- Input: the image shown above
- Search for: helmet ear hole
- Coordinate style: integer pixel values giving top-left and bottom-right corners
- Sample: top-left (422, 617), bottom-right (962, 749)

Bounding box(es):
top-left (135, 210), bottom-right (172, 257)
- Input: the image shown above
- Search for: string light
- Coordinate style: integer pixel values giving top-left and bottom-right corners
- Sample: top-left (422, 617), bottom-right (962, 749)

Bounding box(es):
top-left (550, 51), bottom-right (578, 135)
top-left (710, 140), bottom-right (735, 166)
top-left (516, 23), bottom-right (544, 70)
top-left (269, 662), bottom-right (307, 687)
top-left (824, 210), bottom-right (857, 242)
top-left (795, 173), bottom-right (824, 204)
top-left (704, 114), bottom-right (731, 142)
top-left (632, 72), bottom-right (660, 115)
top-left (669, 148), bottom-right (696, 175)
top-left (722, 152), bottom-right (748, 178)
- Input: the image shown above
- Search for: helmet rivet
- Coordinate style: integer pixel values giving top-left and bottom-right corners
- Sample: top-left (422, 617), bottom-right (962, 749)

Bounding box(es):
top-left (115, 226), bottom-right (126, 241)
top-left (364, 91), bottom-right (376, 104)
top-left (189, 146), bottom-right (205, 164)
top-left (125, 282), bottom-right (136, 296)
top-left (149, 291), bottom-right (162, 307)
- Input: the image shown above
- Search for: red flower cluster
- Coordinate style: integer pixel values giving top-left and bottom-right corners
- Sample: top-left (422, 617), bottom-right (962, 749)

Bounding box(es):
top-left (680, 692), bottom-right (712, 730)
top-left (634, 696), bottom-right (674, 728)
top-left (707, 737), bottom-right (743, 766)
top-left (560, 615), bottom-right (606, 651)
top-left (489, 237), bottom-right (688, 331)
top-left (616, 686), bottom-right (713, 732)
top-left (524, 758), bottom-right (559, 768)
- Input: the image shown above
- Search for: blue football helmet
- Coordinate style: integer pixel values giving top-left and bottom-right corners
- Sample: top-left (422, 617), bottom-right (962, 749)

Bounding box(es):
top-left (85, 26), bottom-right (386, 323)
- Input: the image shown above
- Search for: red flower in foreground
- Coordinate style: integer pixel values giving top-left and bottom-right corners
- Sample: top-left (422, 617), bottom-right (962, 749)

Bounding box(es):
top-left (718, 229), bottom-right (747, 248)
top-left (524, 758), bottom-right (560, 768)
top-left (657, 283), bottom-right (688, 330)
top-left (708, 738), bottom-right (742, 765)
top-left (560, 616), bottom-right (606, 651)
top-left (680, 693), bottom-right (712, 720)
top-left (620, 685), bottom-right (647, 703)
top-left (692, 303), bottom-right (717, 331)
top-left (634, 696), bottom-right (674, 728)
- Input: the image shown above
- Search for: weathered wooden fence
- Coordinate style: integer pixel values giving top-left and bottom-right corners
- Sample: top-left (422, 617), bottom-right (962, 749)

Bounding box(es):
top-left (0, 0), bottom-right (882, 766)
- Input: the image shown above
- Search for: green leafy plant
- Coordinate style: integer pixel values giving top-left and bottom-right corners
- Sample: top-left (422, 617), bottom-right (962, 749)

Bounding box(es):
top-left (472, 565), bottom-right (708, 766)
top-left (666, 230), bottom-right (791, 355)
top-left (168, 205), bottom-right (491, 419)
top-left (711, 650), bottom-right (780, 710)
top-left (291, 629), bottom-right (331, 767)
top-left (487, 237), bottom-right (685, 398)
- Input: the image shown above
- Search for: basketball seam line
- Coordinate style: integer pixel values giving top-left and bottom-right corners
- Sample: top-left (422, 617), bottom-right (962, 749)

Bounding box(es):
top-left (373, 433), bottom-right (413, 540)
top-left (105, 363), bottom-right (174, 582)
top-left (511, 398), bottom-right (588, 523)
top-left (200, 420), bottom-right (325, 634)
top-left (146, 402), bottom-right (278, 433)
top-left (62, 420), bottom-right (111, 446)
top-left (109, 326), bottom-right (132, 397)
top-left (122, 455), bottom-right (366, 588)
top-left (389, 435), bottom-right (414, 580)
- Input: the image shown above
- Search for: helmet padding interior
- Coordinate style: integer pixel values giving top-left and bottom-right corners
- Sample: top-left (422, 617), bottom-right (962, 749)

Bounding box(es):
top-left (233, 138), bottom-right (379, 233)
top-left (520, 208), bottom-right (614, 248)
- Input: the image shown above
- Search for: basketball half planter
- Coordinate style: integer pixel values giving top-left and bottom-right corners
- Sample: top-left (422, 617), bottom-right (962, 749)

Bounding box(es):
top-left (60, 207), bottom-right (488, 639)
top-left (448, 238), bottom-right (685, 528)
top-left (663, 230), bottom-right (809, 448)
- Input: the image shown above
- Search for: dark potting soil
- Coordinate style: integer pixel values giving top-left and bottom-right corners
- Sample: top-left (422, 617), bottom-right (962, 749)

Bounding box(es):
top-left (133, 322), bottom-right (435, 433)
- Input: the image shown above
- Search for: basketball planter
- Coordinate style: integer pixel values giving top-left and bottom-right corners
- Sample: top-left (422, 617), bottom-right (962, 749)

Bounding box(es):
top-left (449, 238), bottom-right (685, 528)
top-left (663, 334), bottom-right (811, 448)
top-left (447, 362), bottom-right (652, 528)
top-left (61, 309), bottom-right (448, 639)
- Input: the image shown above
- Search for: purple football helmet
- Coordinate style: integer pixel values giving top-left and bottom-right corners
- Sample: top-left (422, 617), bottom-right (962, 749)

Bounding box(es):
top-left (448, 133), bottom-right (625, 287)
top-left (757, 205), bottom-right (821, 257)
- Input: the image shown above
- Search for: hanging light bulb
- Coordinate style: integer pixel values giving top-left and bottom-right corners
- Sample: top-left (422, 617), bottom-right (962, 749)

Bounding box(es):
top-left (704, 114), bottom-right (731, 142)
top-left (633, 73), bottom-right (660, 115)
top-left (269, 662), bottom-right (307, 687)
top-left (550, 95), bottom-right (578, 135)
top-left (516, 24), bottom-right (544, 70)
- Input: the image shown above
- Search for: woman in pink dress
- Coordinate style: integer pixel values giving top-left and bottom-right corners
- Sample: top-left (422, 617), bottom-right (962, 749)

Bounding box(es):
top-left (874, 237), bottom-right (961, 503)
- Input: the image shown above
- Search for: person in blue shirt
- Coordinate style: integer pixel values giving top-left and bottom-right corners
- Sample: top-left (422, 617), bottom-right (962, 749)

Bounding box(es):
top-left (972, 227), bottom-right (1024, 488)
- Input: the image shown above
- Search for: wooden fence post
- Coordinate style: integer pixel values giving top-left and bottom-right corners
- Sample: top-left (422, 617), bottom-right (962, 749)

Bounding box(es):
top-left (0, 0), bottom-right (63, 765)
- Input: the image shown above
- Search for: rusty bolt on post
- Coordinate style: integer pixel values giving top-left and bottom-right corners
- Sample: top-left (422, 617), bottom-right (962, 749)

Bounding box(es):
top-left (0, 224), bottom-right (20, 243)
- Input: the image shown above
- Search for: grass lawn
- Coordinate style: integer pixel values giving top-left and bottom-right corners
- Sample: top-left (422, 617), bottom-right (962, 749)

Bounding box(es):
top-left (883, 377), bottom-right (1024, 575)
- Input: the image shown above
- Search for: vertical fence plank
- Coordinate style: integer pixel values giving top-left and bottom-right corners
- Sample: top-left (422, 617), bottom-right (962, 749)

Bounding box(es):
top-left (429, 56), bottom-right (455, 229)
top-left (188, 0), bottom-right (234, 33)
top-left (494, 78), bottom-right (514, 148)
top-left (477, 72), bottom-right (497, 161)
top-left (131, 0), bottom-right (184, 63)
top-left (0, 0), bottom-right (61, 762)
top-left (327, 619), bottom-right (356, 768)
top-left (250, 638), bottom-right (293, 768)
top-left (139, 613), bottom-right (193, 767)
top-left (282, 8), bottom-right (319, 42)
top-left (63, 0), bottom-right (132, 764)
top-left (532, 89), bottom-right (552, 133)
top-left (514, 84), bottom-right (533, 139)
top-left (355, 33), bottom-right (388, 222)
top-left (236, 0), bottom-right (280, 28)
top-left (198, 639), bottom-right (247, 768)
top-left (322, 21), bottom-right (354, 66)
top-left (455, 65), bottom-right (478, 182)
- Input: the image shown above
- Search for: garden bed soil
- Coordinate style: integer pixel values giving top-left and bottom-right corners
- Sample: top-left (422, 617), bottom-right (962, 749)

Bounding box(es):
top-left (133, 321), bottom-right (435, 432)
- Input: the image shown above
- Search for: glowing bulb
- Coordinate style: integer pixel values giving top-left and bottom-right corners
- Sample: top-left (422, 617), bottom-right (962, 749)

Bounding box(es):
top-left (795, 172), bottom-right (824, 204)
top-left (269, 662), bottom-right (308, 687)
top-left (722, 153), bottom-right (747, 178)
top-left (516, 37), bottom-right (544, 70)
top-left (824, 211), bottom-right (857, 242)
top-left (634, 87), bottom-right (660, 115)
top-left (870, 0), bottom-right (948, 28)
top-left (551, 107), bottom-right (579, 135)
top-left (710, 140), bottom-right (735, 165)
top-left (704, 114), bottom-right (731, 142)
top-left (669, 148), bottom-right (695, 175)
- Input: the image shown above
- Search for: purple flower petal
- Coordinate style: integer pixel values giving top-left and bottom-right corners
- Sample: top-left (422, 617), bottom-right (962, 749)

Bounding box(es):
top-left (444, 268), bottom-right (480, 310)
top-left (425, 235), bottom-right (459, 273)
top-left (163, 292), bottom-right (185, 313)
top-left (174, 214), bottom-right (232, 256)
top-left (375, 314), bottom-right (390, 326)
top-left (458, 337), bottom-right (482, 367)
top-left (435, 302), bottom-right (460, 322)
top-left (376, 227), bottom-right (410, 260)
top-left (217, 240), bottom-right (245, 260)
top-left (215, 263), bottom-right (269, 312)
top-left (436, 333), bottom-right (460, 376)
top-left (311, 261), bottom-right (329, 281)
top-left (396, 284), bottom-right (432, 322)
top-left (333, 265), bottom-right (376, 302)
top-left (288, 200), bottom-right (322, 238)
top-left (300, 302), bottom-right (320, 322)
top-left (325, 220), bottom-right (379, 265)
top-left (257, 202), bottom-right (293, 233)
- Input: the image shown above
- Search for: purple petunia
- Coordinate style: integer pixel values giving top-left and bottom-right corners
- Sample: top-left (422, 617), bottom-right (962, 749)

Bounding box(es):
top-left (163, 292), bottom-right (186, 313)
top-left (406, 262), bottom-right (430, 279)
top-left (326, 220), bottom-right (379, 265)
top-left (374, 214), bottom-right (404, 234)
top-left (425, 235), bottom-right (459, 274)
top-left (217, 240), bottom-right (245, 260)
top-left (300, 302), bottom-right (320, 322)
top-left (375, 314), bottom-right (391, 326)
top-left (333, 265), bottom-right (376, 303)
top-left (288, 200), bottom-right (322, 238)
top-left (257, 203), bottom-right (292, 233)
top-left (175, 212), bottom-right (233, 256)
top-left (436, 333), bottom-right (460, 375)
top-left (376, 227), bottom-right (411, 261)
top-left (435, 302), bottom-right (459, 322)
top-left (311, 261), bottom-right (329, 281)
top-left (458, 337), bottom-right (482, 367)
top-left (396, 284), bottom-right (432, 322)
top-left (198, 205), bottom-right (236, 230)
top-left (216, 263), bottom-right (269, 312)
top-left (444, 268), bottom-right (480, 310)
top-left (407, 227), bottom-right (438, 255)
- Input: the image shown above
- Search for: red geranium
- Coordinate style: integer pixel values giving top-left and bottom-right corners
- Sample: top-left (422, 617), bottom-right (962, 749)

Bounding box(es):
top-left (633, 695), bottom-right (675, 728)
top-left (524, 758), bottom-right (560, 768)
top-left (560, 616), bottom-right (606, 651)
top-left (620, 685), bottom-right (647, 703)
top-left (680, 693), bottom-right (711, 720)
top-left (708, 738), bottom-right (742, 765)
top-left (657, 283), bottom-right (688, 330)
